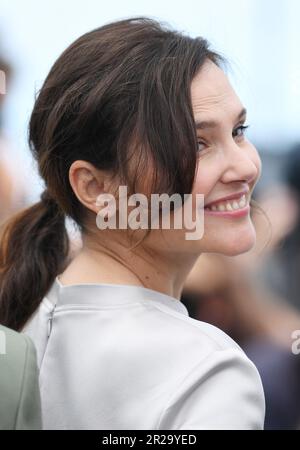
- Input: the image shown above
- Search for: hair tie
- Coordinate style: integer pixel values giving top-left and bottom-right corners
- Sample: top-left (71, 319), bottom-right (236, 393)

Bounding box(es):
top-left (40, 189), bottom-right (54, 205)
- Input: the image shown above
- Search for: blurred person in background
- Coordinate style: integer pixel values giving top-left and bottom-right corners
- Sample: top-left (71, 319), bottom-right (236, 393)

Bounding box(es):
top-left (182, 200), bottom-right (300, 429)
top-left (259, 143), bottom-right (300, 313)
top-left (0, 51), bottom-right (28, 225)
top-left (0, 50), bottom-right (43, 431)
top-left (0, 45), bottom-right (83, 266)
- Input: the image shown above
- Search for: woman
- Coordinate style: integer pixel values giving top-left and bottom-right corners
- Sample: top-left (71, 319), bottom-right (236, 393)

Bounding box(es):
top-left (0, 17), bottom-right (265, 429)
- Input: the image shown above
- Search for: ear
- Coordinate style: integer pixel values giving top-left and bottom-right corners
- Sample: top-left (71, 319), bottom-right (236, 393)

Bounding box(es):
top-left (68, 160), bottom-right (116, 215)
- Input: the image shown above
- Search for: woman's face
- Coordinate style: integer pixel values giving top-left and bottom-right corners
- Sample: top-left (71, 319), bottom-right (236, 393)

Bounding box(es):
top-left (82, 59), bottom-right (261, 259)
top-left (188, 60), bottom-right (261, 256)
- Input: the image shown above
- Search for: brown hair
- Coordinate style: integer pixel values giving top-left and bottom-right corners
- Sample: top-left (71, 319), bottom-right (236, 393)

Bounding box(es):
top-left (0, 16), bottom-right (224, 331)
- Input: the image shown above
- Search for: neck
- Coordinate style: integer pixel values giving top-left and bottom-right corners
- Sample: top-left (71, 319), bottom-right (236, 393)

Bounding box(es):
top-left (60, 230), bottom-right (200, 300)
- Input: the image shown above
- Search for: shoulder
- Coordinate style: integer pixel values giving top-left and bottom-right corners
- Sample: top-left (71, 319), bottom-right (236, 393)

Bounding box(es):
top-left (158, 344), bottom-right (265, 429)
top-left (149, 302), bottom-right (246, 353)
top-left (146, 302), bottom-right (262, 376)
top-left (0, 325), bottom-right (42, 430)
top-left (144, 311), bottom-right (265, 429)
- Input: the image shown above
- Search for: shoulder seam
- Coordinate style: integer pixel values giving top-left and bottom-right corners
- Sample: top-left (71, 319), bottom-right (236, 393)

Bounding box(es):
top-left (145, 300), bottom-right (237, 352)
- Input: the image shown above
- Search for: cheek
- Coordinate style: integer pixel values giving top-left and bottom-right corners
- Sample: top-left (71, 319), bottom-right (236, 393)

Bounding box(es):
top-left (192, 158), bottom-right (220, 199)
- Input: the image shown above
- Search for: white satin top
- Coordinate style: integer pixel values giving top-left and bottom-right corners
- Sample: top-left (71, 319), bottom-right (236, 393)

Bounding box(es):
top-left (22, 276), bottom-right (265, 430)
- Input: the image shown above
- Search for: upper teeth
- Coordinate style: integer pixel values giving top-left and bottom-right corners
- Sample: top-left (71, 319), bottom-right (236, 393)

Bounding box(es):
top-left (207, 194), bottom-right (247, 212)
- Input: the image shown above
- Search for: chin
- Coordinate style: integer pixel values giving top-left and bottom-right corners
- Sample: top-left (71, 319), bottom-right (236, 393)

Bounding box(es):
top-left (221, 228), bottom-right (257, 256)
top-left (201, 221), bottom-right (257, 256)
top-left (221, 241), bottom-right (255, 256)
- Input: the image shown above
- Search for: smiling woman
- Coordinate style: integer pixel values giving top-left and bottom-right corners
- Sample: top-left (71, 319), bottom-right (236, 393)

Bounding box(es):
top-left (0, 17), bottom-right (265, 430)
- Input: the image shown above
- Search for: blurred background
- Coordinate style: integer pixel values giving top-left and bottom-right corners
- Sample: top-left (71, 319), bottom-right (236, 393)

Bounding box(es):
top-left (0, 0), bottom-right (300, 430)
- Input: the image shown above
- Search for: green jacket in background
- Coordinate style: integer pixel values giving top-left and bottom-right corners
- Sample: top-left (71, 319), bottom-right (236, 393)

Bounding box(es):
top-left (0, 324), bottom-right (42, 430)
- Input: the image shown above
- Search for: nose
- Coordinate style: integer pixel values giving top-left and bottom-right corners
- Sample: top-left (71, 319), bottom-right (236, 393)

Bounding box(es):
top-left (220, 141), bottom-right (260, 185)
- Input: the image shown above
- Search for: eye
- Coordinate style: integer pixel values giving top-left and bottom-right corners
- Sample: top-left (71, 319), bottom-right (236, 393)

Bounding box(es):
top-left (197, 141), bottom-right (207, 153)
top-left (233, 124), bottom-right (250, 139)
top-left (196, 124), bottom-right (250, 154)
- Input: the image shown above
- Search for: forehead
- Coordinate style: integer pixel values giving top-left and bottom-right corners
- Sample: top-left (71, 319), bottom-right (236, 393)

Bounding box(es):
top-left (191, 60), bottom-right (243, 121)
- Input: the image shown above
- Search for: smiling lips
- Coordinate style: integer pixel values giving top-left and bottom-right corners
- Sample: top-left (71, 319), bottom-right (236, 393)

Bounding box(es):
top-left (204, 191), bottom-right (250, 217)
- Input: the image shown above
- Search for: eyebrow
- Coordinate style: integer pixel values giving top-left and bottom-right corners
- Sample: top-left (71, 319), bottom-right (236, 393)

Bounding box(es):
top-left (194, 107), bottom-right (247, 130)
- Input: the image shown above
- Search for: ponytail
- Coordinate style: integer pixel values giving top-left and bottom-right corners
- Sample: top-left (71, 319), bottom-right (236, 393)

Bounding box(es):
top-left (0, 190), bottom-right (70, 331)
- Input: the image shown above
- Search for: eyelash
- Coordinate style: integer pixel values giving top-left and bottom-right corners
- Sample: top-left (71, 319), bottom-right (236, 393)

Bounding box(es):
top-left (197, 124), bottom-right (250, 153)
